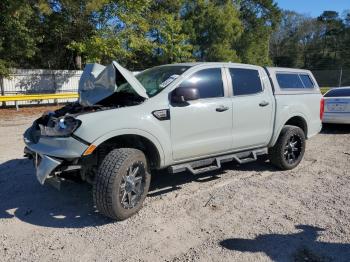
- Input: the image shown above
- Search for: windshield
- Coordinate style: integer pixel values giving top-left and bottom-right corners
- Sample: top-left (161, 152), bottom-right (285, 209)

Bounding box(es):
top-left (132, 65), bottom-right (191, 97)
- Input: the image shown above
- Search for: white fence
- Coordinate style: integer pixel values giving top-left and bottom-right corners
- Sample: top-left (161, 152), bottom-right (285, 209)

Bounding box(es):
top-left (0, 69), bottom-right (82, 106)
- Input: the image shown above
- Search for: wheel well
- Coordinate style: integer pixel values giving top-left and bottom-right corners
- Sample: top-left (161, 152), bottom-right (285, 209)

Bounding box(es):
top-left (96, 135), bottom-right (161, 169)
top-left (285, 116), bottom-right (308, 137)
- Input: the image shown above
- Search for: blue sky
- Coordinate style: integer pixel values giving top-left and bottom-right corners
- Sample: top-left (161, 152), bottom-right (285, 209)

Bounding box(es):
top-left (275, 0), bottom-right (349, 17)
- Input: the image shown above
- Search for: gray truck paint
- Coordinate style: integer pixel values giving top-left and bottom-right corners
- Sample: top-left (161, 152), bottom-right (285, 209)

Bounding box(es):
top-left (25, 135), bottom-right (88, 159)
top-left (24, 62), bottom-right (322, 184)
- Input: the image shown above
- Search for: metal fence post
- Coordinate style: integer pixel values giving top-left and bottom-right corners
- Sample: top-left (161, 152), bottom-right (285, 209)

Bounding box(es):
top-left (52, 71), bottom-right (56, 105)
top-left (0, 76), bottom-right (5, 107)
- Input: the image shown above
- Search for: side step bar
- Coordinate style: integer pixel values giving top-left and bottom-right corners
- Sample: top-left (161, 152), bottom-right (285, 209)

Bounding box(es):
top-left (169, 148), bottom-right (268, 175)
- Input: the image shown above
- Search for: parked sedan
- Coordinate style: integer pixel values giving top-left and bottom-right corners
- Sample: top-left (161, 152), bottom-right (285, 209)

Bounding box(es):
top-left (322, 87), bottom-right (350, 124)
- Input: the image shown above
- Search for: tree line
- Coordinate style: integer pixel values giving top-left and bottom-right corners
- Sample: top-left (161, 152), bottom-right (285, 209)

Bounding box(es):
top-left (271, 10), bottom-right (350, 71)
top-left (0, 0), bottom-right (349, 78)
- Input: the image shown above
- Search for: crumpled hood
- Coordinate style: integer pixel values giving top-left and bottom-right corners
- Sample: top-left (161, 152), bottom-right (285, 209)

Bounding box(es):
top-left (78, 61), bottom-right (148, 106)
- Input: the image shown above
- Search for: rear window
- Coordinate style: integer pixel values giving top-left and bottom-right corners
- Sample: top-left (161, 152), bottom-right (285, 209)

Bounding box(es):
top-left (229, 68), bottom-right (262, 96)
top-left (299, 74), bottom-right (314, 88)
top-left (324, 88), bottom-right (350, 97)
top-left (277, 73), bottom-right (314, 89)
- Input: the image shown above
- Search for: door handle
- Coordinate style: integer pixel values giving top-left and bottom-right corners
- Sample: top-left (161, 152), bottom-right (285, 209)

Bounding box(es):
top-left (259, 101), bottom-right (269, 107)
top-left (216, 105), bottom-right (229, 112)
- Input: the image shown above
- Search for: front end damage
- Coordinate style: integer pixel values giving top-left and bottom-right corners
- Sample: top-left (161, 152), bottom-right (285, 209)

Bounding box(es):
top-left (24, 144), bottom-right (93, 189)
top-left (23, 106), bottom-right (90, 187)
top-left (23, 61), bottom-right (148, 187)
top-left (24, 148), bottom-right (63, 185)
top-left (23, 107), bottom-right (106, 188)
top-left (23, 101), bottom-right (121, 187)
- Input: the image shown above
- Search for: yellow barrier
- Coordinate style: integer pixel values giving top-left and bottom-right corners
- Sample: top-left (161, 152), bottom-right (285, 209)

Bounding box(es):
top-left (0, 93), bottom-right (78, 110)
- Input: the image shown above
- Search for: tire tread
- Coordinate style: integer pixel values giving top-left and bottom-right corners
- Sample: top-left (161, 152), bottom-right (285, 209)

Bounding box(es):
top-left (269, 125), bottom-right (305, 170)
top-left (93, 148), bottom-right (141, 220)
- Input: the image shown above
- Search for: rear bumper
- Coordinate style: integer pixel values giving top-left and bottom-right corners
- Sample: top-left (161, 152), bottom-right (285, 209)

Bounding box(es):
top-left (322, 112), bottom-right (350, 124)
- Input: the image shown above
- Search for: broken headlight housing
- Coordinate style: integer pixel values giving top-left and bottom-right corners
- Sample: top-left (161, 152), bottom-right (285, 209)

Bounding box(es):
top-left (39, 116), bottom-right (82, 137)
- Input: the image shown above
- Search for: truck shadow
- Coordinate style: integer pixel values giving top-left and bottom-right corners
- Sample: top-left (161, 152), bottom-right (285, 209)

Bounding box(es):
top-left (220, 224), bottom-right (350, 262)
top-left (149, 158), bottom-right (277, 197)
top-left (0, 158), bottom-right (112, 228)
top-left (0, 157), bottom-right (277, 228)
top-left (321, 123), bottom-right (350, 134)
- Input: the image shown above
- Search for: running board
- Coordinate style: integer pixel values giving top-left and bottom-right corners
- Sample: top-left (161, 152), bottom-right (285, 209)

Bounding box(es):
top-left (169, 148), bottom-right (268, 175)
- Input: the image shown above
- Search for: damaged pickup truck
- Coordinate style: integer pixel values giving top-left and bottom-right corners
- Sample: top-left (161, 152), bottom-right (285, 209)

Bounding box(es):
top-left (24, 61), bottom-right (323, 220)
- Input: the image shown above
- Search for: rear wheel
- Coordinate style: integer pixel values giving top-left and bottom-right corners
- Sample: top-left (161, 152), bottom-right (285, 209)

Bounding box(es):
top-left (269, 125), bottom-right (306, 170)
top-left (93, 148), bottom-right (151, 220)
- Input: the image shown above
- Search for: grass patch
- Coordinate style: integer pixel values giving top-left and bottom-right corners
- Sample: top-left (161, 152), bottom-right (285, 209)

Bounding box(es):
top-left (320, 87), bottom-right (330, 95)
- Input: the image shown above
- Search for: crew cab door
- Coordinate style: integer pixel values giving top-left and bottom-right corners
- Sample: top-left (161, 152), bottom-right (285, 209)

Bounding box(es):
top-left (226, 66), bottom-right (274, 149)
top-left (170, 67), bottom-right (233, 161)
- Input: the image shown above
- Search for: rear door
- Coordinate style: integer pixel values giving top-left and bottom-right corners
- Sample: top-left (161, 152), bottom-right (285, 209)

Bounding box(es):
top-left (226, 66), bottom-right (274, 150)
top-left (170, 67), bottom-right (233, 161)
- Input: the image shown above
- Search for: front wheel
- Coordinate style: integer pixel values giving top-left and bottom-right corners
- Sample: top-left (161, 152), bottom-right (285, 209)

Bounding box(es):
top-left (269, 125), bottom-right (306, 170)
top-left (93, 148), bottom-right (151, 220)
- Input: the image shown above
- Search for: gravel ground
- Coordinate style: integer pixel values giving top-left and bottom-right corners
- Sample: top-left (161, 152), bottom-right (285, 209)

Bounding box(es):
top-left (0, 108), bottom-right (349, 262)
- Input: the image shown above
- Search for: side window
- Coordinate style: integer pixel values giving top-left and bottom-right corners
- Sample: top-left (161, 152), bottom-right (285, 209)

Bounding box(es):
top-left (229, 68), bottom-right (262, 96)
top-left (299, 74), bottom-right (314, 88)
top-left (180, 68), bottom-right (224, 99)
top-left (277, 73), bottom-right (304, 89)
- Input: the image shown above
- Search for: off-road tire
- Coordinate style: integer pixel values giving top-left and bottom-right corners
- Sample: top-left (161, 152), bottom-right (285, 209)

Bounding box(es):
top-left (269, 125), bottom-right (306, 170)
top-left (93, 148), bottom-right (151, 220)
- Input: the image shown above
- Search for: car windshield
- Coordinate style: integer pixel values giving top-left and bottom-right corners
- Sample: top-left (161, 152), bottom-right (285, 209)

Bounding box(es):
top-left (135, 65), bottom-right (191, 97)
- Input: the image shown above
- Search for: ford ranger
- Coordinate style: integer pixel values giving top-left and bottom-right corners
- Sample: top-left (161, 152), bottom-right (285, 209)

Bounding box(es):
top-left (24, 62), bottom-right (323, 220)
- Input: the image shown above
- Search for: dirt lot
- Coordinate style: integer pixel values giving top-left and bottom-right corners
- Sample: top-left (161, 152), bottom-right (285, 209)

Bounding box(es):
top-left (0, 107), bottom-right (350, 262)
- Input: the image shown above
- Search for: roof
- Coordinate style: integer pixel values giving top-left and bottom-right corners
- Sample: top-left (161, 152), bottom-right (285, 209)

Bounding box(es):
top-left (160, 62), bottom-right (312, 73)
top-left (265, 66), bottom-right (312, 73)
top-left (160, 62), bottom-right (264, 68)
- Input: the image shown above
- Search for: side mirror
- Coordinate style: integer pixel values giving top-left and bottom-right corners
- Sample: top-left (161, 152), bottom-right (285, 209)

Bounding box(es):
top-left (171, 86), bottom-right (199, 103)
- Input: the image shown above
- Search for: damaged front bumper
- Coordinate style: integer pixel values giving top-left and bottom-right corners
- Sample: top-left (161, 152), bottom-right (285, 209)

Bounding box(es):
top-left (25, 149), bottom-right (63, 184)
top-left (24, 129), bottom-right (89, 185)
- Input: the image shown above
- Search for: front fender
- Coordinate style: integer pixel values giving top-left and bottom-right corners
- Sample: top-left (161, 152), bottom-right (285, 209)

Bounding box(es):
top-left (91, 128), bottom-right (167, 167)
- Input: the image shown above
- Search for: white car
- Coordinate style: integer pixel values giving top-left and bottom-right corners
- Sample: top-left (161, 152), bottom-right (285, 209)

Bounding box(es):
top-left (322, 87), bottom-right (350, 124)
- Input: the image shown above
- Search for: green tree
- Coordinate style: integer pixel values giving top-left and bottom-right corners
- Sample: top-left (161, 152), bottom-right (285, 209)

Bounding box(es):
top-left (148, 0), bottom-right (194, 64)
top-left (183, 0), bottom-right (243, 62)
top-left (73, 0), bottom-right (157, 70)
top-left (237, 0), bottom-right (281, 65)
top-left (340, 11), bottom-right (350, 68)
top-left (270, 11), bottom-right (323, 68)
top-left (71, 0), bottom-right (193, 70)
top-left (269, 8), bottom-right (350, 79)
top-left (0, 0), bottom-right (42, 77)
top-left (37, 0), bottom-right (110, 70)
top-left (316, 11), bottom-right (345, 69)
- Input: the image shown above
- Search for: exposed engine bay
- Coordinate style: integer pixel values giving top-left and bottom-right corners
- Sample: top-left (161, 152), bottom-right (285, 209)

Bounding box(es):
top-left (31, 59), bottom-right (148, 138)
top-left (26, 92), bottom-right (144, 144)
